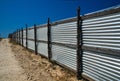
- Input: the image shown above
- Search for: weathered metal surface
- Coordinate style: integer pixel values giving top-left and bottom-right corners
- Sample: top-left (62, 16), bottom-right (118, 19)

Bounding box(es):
top-left (27, 40), bottom-right (35, 50)
top-left (52, 44), bottom-right (77, 70)
top-left (37, 27), bottom-right (47, 41)
top-left (82, 9), bottom-right (120, 81)
top-left (28, 28), bottom-right (34, 39)
top-left (51, 22), bottom-right (77, 45)
top-left (37, 42), bottom-right (48, 57)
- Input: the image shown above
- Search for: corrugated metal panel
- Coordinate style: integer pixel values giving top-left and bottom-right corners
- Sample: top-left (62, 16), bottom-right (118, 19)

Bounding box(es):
top-left (23, 39), bottom-right (26, 47)
top-left (51, 22), bottom-right (77, 45)
top-left (28, 29), bottom-right (34, 39)
top-left (37, 27), bottom-right (47, 41)
top-left (52, 44), bottom-right (77, 70)
top-left (28, 40), bottom-right (35, 50)
top-left (20, 38), bottom-right (22, 45)
top-left (82, 12), bottom-right (120, 50)
top-left (51, 21), bottom-right (77, 71)
top-left (20, 30), bottom-right (22, 44)
top-left (23, 30), bottom-right (26, 38)
top-left (82, 51), bottom-right (120, 81)
top-left (37, 42), bottom-right (48, 57)
top-left (19, 31), bottom-right (22, 38)
top-left (82, 12), bottom-right (120, 80)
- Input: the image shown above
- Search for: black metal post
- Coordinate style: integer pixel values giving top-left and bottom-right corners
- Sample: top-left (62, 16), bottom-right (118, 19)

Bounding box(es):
top-left (77, 7), bottom-right (83, 80)
top-left (26, 24), bottom-right (28, 49)
top-left (34, 24), bottom-right (37, 55)
top-left (21, 28), bottom-right (23, 46)
top-left (48, 18), bottom-right (52, 61)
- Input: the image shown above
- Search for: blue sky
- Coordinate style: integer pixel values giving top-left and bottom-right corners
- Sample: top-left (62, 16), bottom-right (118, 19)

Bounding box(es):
top-left (0, 0), bottom-right (120, 38)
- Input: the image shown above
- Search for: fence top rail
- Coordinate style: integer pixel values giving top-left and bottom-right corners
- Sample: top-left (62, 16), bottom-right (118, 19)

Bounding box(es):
top-left (37, 24), bottom-right (47, 28)
top-left (85, 4), bottom-right (120, 16)
top-left (23, 5), bottom-right (120, 30)
top-left (51, 17), bottom-right (77, 26)
top-left (82, 5), bottom-right (120, 20)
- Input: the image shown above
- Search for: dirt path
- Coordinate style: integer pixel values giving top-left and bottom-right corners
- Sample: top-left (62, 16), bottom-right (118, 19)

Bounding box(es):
top-left (0, 39), bottom-right (27, 81)
top-left (0, 39), bottom-right (81, 81)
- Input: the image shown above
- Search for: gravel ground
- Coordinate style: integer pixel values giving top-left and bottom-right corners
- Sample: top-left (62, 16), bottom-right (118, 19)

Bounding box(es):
top-left (0, 39), bottom-right (28, 81)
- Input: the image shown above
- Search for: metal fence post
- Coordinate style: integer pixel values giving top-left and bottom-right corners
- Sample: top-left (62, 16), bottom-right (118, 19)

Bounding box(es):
top-left (34, 24), bottom-right (37, 55)
top-left (26, 24), bottom-right (28, 49)
top-left (22, 28), bottom-right (23, 46)
top-left (77, 7), bottom-right (83, 80)
top-left (48, 18), bottom-right (52, 61)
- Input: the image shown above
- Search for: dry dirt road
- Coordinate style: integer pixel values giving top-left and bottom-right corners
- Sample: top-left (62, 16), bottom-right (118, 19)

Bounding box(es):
top-left (0, 39), bottom-right (27, 81)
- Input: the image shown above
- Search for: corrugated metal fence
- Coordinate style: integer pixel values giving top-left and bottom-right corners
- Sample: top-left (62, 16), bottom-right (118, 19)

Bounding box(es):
top-left (9, 6), bottom-right (120, 81)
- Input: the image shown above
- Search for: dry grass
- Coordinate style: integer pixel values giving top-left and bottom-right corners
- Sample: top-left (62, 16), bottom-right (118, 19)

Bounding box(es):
top-left (11, 43), bottom-right (83, 81)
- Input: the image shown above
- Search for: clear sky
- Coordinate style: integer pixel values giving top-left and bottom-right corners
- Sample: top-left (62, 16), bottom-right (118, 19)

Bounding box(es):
top-left (0, 0), bottom-right (120, 38)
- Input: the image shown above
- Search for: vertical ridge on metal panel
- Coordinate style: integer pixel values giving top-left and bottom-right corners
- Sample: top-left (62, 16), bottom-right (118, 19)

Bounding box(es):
top-left (34, 24), bottom-right (37, 55)
top-left (22, 28), bottom-right (23, 46)
top-left (26, 24), bottom-right (28, 49)
top-left (48, 18), bottom-right (52, 61)
top-left (77, 7), bottom-right (83, 80)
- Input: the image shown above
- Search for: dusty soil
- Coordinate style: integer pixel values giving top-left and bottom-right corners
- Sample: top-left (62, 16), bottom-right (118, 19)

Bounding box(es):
top-left (10, 39), bottom-right (82, 81)
top-left (0, 39), bottom-right (28, 81)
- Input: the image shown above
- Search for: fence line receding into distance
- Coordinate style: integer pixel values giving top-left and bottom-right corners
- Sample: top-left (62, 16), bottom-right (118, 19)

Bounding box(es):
top-left (9, 5), bottom-right (120, 81)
